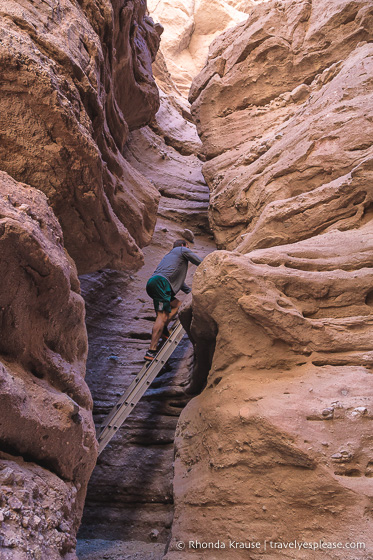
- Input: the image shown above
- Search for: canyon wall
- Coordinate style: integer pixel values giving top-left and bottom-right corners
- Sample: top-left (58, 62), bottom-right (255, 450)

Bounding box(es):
top-left (124, 90), bottom-right (210, 234)
top-left (0, 171), bottom-right (97, 559)
top-left (0, 1), bottom-right (162, 558)
top-left (0, 0), bottom-right (162, 274)
top-left (148, 0), bottom-right (251, 97)
top-left (166, 0), bottom-right (373, 557)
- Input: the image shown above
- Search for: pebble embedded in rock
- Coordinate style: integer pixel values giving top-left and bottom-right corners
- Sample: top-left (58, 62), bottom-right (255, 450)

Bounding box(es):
top-left (331, 451), bottom-right (352, 463)
top-left (8, 497), bottom-right (22, 511)
top-left (182, 228), bottom-right (195, 242)
top-left (150, 528), bottom-right (160, 540)
top-left (33, 515), bottom-right (42, 528)
top-left (322, 407), bottom-right (334, 419)
top-left (108, 355), bottom-right (119, 362)
top-left (59, 521), bottom-right (70, 533)
top-left (0, 468), bottom-right (14, 485)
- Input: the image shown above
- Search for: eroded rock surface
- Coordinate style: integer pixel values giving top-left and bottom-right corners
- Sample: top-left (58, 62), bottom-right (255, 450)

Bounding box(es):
top-left (148, 0), bottom-right (250, 96)
top-left (0, 0), bottom-right (161, 273)
top-left (190, 0), bottom-right (373, 250)
top-left (124, 92), bottom-right (210, 233)
top-left (165, 0), bottom-right (373, 557)
top-left (166, 229), bottom-right (373, 558)
top-left (0, 171), bottom-right (97, 559)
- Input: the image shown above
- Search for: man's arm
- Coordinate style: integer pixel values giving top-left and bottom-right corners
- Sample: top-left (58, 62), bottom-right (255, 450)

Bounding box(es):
top-left (180, 282), bottom-right (191, 294)
top-left (181, 247), bottom-right (202, 266)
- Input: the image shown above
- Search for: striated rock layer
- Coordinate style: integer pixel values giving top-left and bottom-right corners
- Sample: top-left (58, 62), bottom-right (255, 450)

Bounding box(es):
top-left (165, 0), bottom-right (373, 557)
top-left (0, 171), bottom-right (97, 559)
top-left (0, 0), bottom-right (162, 273)
top-left (124, 90), bottom-right (210, 234)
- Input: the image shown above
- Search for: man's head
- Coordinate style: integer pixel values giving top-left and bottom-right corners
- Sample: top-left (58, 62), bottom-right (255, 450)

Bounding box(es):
top-left (173, 239), bottom-right (188, 248)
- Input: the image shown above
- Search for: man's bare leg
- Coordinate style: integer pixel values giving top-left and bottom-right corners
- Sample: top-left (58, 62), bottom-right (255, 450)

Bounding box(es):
top-left (166, 299), bottom-right (181, 327)
top-left (149, 299), bottom-right (182, 352)
top-left (149, 310), bottom-right (169, 351)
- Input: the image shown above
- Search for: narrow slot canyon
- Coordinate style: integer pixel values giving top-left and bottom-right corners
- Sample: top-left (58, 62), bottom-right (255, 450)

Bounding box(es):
top-left (77, 81), bottom-right (215, 558)
top-left (1, 1), bottom-right (373, 559)
top-left (76, 2), bottom-right (249, 555)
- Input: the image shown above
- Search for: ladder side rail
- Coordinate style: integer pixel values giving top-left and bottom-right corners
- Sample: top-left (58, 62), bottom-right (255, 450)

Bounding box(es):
top-left (97, 324), bottom-right (186, 454)
top-left (98, 321), bottom-right (183, 431)
top-left (99, 324), bottom-right (185, 444)
top-left (97, 356), bottom-right (171, 453)
top-left (97, 325), bottom-right (185, 451)
top-left (99, 359), bottom-right (152, 429)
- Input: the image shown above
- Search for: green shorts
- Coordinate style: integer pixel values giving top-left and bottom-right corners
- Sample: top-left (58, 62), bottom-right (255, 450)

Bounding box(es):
top-left (146, 275), bottom-right (175, 314)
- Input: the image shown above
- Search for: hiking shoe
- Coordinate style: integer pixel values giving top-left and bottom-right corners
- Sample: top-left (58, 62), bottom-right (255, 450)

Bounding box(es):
top-left (161, 326), bottom-right (170, 340)
top-left (144, 349), bottom-right (157, 362)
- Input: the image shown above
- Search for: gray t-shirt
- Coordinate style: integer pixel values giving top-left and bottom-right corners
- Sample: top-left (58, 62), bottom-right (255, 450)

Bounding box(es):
top-left (152, 247), bottom-right (202, 295)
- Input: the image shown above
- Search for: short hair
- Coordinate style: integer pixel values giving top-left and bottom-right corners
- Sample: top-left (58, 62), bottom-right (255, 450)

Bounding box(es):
top-left (173, 239), bottom-right (187, 248)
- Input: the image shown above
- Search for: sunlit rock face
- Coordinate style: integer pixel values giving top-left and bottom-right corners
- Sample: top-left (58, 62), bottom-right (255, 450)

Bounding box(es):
top-left (0, 171), bottom-right (97, 560)
top-left (165, 0), bottom-right (373, 557)
top-left (0, 0), bottom-right (162, 274)
top-left (125, 0), bottom-right (217, 237)
top-left (148, 0), bottom-right (252, 97)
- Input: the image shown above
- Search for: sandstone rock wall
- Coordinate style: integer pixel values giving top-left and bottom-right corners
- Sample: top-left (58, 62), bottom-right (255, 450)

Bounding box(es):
top-left (190, 0), bottom-right (373, 250)
top-left (165, 0), bottom-right (373, 557)
top-left (0, 171), bottom-right (97, 559)
top-left (169, 230), bottom-right (373, 558)
top-left (0, 0), bottom-right (162, 274)
top-left (148, 0), bottom-right (250, 97)
top-left (124, 91), bottom-right (210, 234)
top-left (0, 1), bottom-right (163, 558)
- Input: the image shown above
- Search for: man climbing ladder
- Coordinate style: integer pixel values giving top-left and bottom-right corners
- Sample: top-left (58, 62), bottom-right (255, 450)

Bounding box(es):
top-left (145, 239), bottom-right (202, 361)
